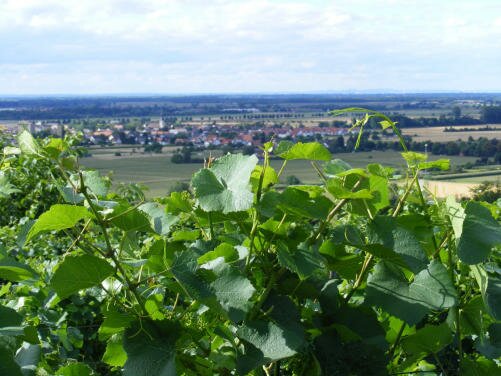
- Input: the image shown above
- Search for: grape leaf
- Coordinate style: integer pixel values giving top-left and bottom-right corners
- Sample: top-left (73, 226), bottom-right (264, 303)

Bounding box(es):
top-left (123, 320), bottom-right (179, 376)
top-left (17, 131), bottom-right (40, 156)
top-left (278, 141), bottom-right (331, 161)
top-left (366, 260), bottom-right (457, 325)
top-left (191, 153), bottom-right (258, 213)
top-left (50, 254), bottom-right (114, 299)
top-left (55, 363), bottom-right (94, 376)
top-left (210, 265), bottom-right (255, 322)
top-left (457, 202), bottom-right (501, 264)
top-left (237, 319), bottom-right (303, 361)
top-left (26, 204), bottom-right (92, 242)
top-left (0, 250), bottom-right (37, 281)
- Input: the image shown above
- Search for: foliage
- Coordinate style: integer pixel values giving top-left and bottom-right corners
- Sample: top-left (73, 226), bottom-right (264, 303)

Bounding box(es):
top-left (168, 181), bottom-right (191, 195)
top-left (470, 181), bottom-right (501, 203)
top-left (0, 111), bottom-right (500, 375)
top-left (285, 175), bottom-right (301, 185)
top-left (482, 106), bottom-right (501, 123)
top-left (144, 142), bottom-right (163, 154)
top-left (171, 147), bottom-right (204, 164)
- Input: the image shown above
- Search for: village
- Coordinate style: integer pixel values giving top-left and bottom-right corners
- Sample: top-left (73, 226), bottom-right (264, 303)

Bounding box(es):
top-left (7, 117), bottom-right (350, 150)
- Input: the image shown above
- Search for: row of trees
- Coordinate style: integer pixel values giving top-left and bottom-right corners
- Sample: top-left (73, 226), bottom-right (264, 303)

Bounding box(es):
top-left (322, 133), bottom-right (501, 163)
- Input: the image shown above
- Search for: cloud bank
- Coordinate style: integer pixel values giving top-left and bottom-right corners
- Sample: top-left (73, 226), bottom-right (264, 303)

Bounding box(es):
top-left (0, 0), bottom-right (500, 94)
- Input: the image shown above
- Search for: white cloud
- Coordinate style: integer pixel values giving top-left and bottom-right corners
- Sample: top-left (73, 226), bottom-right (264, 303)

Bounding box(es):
top-left (0, 0), bottom-right (500, 93)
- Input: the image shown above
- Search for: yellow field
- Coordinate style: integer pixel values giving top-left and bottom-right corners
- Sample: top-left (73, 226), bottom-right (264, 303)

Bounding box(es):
top-left (422, 180), bottom-right (474, 199)
top-left (402, 124), bottom-right (501, 142)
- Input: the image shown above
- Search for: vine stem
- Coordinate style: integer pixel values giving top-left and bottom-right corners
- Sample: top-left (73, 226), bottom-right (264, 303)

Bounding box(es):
top-left (276, 160), bottom-right (287, 178)
top-left (208, 212), bottom-right (215, 240)
top-left (346, 169), bottom-right (418, 303)
top-left (309, 178), bottom-right (363, 245)
top-left (77, 172), bottom-right (148, 316)
top-left (392, 171), bottom-right (419, 217)
top-left (63, 219), bottom-right (92, 254)
top-left (388, 321), bottom-right (406, 360)
top-left (433, 353), bottom-right (448, 376)
top-left (246, 148), bottom-right (269, 268)
top-left (344, 252), bottom-right (373, 303)
top-left (249, 269), bottom-right (284, 319)
top-left (311, 161), bottom-right (327, 182)
top-left (448, 240), bottom-right (463, 361)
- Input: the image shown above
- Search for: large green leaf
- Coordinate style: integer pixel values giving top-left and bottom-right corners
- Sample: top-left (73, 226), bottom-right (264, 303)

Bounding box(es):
top-left (326, 178), bottom-right (373, 199)
top-left (331, 306), bottom-right (387, 350)
top-left (367, 165), bottom-right (391, 212)
top-left (103, 334), bottom-right (127, 367)
top-left (277, 187), bottom-right (331, 219)
top-left (17, 131), bottom-right (40, 156)
top-left (446, 196), bottom-right (465, 240)
top-left (319, 280), bottom-right (341, 315)
top-left (123, 320), bottom-right (179, 376)
top-left (461, 356), bottom-right (501, 376)
top-left (251, 165), bottom-right (278, 191)
top-left (277, 142), bottom-right (331, 161)
top-left (198, 243), bottom-right (239, 265)
top-left (109, 204), bottom-right (153, 233)
top-left (276, 242), bottom-right (323, 280)
top-left (55, 363), bottom-right (94, 376)
top-left (366, 216), bottom-right (428, 273)
top-left (401, 323), bottom-right (452, 358)
top-left (447, 296), bottom-right (484, 336)
top-left (409, 259), bottom-right (457, 310)
top-left (98, 309), bottom-right (134, 341)
top-left (191, 154), bottom-right (258, 213)
top-left (366, 260), bottom-right (457, 325)
top-left (237, 319), bottom-right (303, 361)
top-left (210, 265), bottom-right (255, 322)
top-left (139, 202), bottom-right (178, 235)
top-left (50, 254), bottom-right (115, 299)
top-left (26, 204), bottom-right (92, 242)
top-left (485, 276), bottom-right (501, 320)
top-left (366, 262), bottom-right (429, 325)
top-left (0, 349), bottom-right (22, 376)
top-left (70, 170), bottom-right (110, 198)
top-left (0, 250), bottom-right (37, 281)
top-left (0, 305), bottom-right (22, 327)
top-left (171, 250), bottom-right (213, 300)
top-left (324, 159), bottom-right (352, 176)
top-left (456, 202), bottom-right (501, 264)
top-left (476, 323), bottom-right (501, 360)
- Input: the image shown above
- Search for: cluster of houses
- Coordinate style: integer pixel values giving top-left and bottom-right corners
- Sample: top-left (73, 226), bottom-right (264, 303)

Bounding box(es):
top-left (7, 118), bottom-right (349, 149)
top-left (85, 120), bottom-right (349, 148)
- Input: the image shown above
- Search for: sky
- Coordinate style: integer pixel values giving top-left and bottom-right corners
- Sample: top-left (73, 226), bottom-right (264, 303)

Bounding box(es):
top-left (0, 0), bottom-right (500, 95)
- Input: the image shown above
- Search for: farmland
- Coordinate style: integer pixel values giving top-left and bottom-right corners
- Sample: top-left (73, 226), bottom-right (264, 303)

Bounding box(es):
top-left (82, 149), bottom-right (478, 197)
top-left (402, 124), bottom-right (501, 142)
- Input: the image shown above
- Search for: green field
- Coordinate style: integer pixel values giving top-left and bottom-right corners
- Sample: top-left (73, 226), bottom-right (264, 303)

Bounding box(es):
top-left (81, 150), bottom-right (478, 197)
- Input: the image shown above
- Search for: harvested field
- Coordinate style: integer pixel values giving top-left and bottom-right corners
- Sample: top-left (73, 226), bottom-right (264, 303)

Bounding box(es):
top-left (402, 124), bottom-right (501, 142)
top-left (422, 180), bottom-right (474, 198)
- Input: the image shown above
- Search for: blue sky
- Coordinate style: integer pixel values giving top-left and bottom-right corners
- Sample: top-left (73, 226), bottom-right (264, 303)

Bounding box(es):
top-left (1, 0), bottom-right (500, 94)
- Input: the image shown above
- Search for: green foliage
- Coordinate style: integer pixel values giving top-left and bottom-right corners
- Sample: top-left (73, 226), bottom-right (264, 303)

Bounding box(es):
top-left (50, 253), bottom-right (115, 299)
top-left (0, 112), bottom-right (500, 375)
top-left (192, 153), bottom-right (258, 213)
top-left (26, 204), bottom-right (92, 243)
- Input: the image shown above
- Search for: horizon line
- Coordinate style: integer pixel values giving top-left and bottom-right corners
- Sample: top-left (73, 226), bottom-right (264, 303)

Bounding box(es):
top-left (1, 90), bottom-right (501, 98)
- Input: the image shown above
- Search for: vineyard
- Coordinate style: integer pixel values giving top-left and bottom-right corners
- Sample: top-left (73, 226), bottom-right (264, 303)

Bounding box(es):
top-left (0, 109), bottom-right (500, 375)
